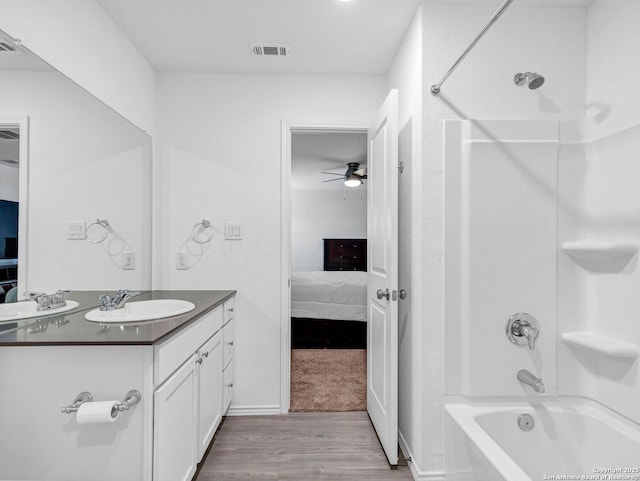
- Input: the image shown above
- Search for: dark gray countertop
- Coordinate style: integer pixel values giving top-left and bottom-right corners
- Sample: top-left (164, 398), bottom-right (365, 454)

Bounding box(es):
top-left (0, 290), bottom-right (235, 346)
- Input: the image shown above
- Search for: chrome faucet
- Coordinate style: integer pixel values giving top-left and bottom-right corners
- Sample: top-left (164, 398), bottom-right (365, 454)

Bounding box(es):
top-left (517, 369), bottom-right (545, 393)
top-left (24, 290), bottom-right (69, 311)
top-left (506, 313), bottom-right (540, 350)
top-left (98, 290), bottom-right (138, 311)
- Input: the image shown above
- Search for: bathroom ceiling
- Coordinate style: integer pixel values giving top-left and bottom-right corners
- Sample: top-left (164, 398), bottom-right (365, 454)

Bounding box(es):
top-left (96, 0), bottom-right (422, 74)
top-left (96, 0), bottom-right (592, 75)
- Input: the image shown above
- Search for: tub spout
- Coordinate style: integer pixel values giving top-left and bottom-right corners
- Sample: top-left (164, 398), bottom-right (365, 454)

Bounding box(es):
top-left (517, 369), bottom-right (545, 393)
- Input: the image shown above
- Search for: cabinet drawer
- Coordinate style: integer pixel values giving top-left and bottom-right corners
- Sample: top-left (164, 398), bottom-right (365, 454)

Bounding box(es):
top-left (154, 307), bottom-right (223, 385)
top-left (223, 360), bottom-right (234, 413)
top-left (223, 319), bottom-right (234, 370)
top-left (223, 298), bottom-right (235, 324)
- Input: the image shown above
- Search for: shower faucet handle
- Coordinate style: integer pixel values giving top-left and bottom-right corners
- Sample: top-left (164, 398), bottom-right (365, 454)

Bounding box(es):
top-left (506, 313), bottom-right (540, 350)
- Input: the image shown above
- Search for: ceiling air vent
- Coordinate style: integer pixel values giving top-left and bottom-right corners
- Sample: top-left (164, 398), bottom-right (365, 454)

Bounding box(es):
top-left (250, 43), bottom-right (290, 57)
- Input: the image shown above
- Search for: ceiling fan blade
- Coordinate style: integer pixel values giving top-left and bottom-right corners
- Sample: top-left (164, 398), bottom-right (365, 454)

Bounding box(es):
top-left (320, 171), bottom-right (345, 176)
top-left (322, 178), bottom-right (345, 183)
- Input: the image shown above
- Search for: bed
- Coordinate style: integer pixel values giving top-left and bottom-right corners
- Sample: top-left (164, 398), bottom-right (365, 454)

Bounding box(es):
top-left (291, 238), bottom-right (367, 348)
top-left (291, 270), bottom-right (366, 321)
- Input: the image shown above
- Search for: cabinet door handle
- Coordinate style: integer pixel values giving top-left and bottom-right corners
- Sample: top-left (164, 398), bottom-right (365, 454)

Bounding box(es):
top-left (227, 341), bottom-right (234, 346)
top-left (196, 356), bottom-right (203, 365)
top-left (228, 307), bottom-right (234, 312)
top-left (202, 351), bottom-right (209, 358)
top-left (227, 382), bottom-right (234, 388)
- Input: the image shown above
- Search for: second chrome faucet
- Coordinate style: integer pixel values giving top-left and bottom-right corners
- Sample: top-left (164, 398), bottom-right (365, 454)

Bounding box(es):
top-left (98, 290), bottom-right (139, 311)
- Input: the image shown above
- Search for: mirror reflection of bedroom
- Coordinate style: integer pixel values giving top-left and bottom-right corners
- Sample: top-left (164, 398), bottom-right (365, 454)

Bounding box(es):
top-left (290, 129), bottom-right (368, 412)
top-left (0, 125), bottom-right (19, 304)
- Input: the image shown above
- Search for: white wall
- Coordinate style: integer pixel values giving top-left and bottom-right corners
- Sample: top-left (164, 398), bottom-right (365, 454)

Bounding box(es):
top-left (386, 7), bottom-right (425, 480)
top-left (0, 163), bottom-right (19, 202)
top-left (156, 73), bottom-right (387, 413)
top-left (0, 0), bottom-right (156, 135)
top-left (431, 3), bottom-right (587, 477)
top-left (0, 71), bottom-right (152, 293)
top-left (291, 188), bottom-right (366, 272)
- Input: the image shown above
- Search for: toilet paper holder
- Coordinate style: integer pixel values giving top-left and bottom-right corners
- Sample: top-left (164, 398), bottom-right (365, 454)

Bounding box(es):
top-left (61, 390), bottom-right (142, 414)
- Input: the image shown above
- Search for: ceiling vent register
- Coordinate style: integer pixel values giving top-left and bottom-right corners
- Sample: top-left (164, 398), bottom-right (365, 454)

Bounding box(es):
top-left (250, 43), bottom-right (290, 56)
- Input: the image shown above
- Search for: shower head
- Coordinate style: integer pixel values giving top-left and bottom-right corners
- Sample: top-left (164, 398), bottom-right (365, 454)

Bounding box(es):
top-left (514, 72), bottom-right (545, 90)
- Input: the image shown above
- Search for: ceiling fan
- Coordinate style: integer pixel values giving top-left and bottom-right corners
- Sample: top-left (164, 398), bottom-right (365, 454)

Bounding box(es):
top-left (321, 162), bottom-right (367, 187)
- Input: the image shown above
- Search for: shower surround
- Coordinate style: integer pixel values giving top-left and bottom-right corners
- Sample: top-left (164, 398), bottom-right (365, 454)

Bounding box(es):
top-left (443, 118), bottom-right (640, 479)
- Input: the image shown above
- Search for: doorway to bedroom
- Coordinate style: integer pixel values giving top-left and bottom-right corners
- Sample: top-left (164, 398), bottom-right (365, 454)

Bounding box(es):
top-left (289, 128), bottom-right (368, 412)
top-left (0, 123), bottom-right (21, 304)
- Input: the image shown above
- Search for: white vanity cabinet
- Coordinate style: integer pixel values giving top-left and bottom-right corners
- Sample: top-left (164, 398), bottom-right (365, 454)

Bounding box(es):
top-left (152, 303), bottom-right (232, 481)
top-left (0, 291), bottom-right (236, 481)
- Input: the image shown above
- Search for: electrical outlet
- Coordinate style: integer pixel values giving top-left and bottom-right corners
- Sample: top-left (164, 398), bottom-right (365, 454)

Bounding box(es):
top-left (176, 252), bottom-right (189, 270)
top-left (122, 251), bottom-right (135, 270)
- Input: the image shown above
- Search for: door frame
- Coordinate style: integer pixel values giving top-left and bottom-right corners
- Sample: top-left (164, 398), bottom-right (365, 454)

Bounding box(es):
top-left (0, 116), bottom-right (29, 296)
top-left (280, 120), bottom-right (369, 413)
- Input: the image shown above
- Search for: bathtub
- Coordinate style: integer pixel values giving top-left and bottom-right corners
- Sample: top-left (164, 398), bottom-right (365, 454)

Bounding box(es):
top-left (445, 397), bottom-right (640, 481)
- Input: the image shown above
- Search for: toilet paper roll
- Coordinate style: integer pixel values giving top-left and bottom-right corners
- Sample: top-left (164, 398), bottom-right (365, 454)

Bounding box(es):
top-left (76, 401), bottom-right (120, 424)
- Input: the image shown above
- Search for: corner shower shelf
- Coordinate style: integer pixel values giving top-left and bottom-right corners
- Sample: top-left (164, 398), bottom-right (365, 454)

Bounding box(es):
top-left (562, 240), bottom-right (638, 261)
top-left (562, 331), bottom-right (639, 360)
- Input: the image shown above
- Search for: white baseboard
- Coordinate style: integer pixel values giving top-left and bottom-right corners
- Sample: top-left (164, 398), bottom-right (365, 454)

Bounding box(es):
top-left (226, 404), bottom-right (281, 416)
top-left (398, 431), bottom-right (446, 481)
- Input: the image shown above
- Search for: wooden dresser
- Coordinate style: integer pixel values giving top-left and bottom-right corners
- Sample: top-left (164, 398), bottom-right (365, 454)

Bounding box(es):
top-left (323, 238), bottom-right (367, 271)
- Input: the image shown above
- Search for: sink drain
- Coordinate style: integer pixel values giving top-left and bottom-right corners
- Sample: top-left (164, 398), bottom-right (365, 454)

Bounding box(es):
top-left (518, 413), bottom-right (535, 431)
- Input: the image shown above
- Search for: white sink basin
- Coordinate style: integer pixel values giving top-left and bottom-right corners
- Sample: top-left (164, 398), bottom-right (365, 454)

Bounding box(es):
top-left (84, 299), bottom-right (196, 323)
top-left (0, 300), bottom-right (80, 322)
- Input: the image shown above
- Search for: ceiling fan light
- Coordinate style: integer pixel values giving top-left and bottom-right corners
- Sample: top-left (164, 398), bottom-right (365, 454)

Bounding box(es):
top-left (344, 174), bottom-right (362, 188)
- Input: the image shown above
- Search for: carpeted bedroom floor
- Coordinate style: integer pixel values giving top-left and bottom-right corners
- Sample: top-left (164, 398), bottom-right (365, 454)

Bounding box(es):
top-left (290, 349), bottom-right (366, 412)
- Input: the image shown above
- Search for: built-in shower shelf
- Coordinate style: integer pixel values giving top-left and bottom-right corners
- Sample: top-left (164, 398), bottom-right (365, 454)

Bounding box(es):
top-left (562, 331), bottom-right (639, 360)
top-left (562, 240), bottom-right (638, 261)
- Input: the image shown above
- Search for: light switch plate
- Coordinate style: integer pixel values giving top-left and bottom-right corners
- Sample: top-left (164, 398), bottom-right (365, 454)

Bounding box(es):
top-left (224, 222), bottom-right (243, 240)
top-left (66, 221), bottom-right (86, 240)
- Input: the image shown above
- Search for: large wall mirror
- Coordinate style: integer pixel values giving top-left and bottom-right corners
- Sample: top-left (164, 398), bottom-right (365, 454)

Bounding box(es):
top-left (0, 30), bottom-right (152, 303)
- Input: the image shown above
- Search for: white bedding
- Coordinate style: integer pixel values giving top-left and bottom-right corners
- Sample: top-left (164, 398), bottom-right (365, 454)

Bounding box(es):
top-left (291, 271), bottom-right (367, 322)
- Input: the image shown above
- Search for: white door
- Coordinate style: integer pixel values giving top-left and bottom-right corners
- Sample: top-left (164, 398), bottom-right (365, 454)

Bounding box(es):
top-left (367, 89), bottom-right (399, 466)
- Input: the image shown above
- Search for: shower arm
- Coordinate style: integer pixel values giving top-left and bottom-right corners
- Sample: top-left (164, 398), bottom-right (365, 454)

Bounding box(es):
top-left (430, 0), bottom-right (516, 95)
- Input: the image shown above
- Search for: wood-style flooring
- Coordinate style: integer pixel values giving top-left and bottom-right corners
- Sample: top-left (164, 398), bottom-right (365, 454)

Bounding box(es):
top-left (195, 412), bottom-right (413, 480)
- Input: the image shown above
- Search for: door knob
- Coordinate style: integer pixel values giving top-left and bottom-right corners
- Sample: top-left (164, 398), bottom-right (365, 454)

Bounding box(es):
top-left (376, 288), bottom-right (390, 300)
top-left (399, 289), bottom-right (407, 300)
